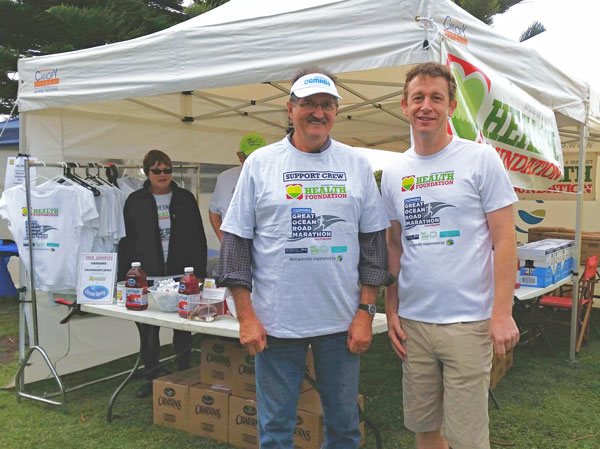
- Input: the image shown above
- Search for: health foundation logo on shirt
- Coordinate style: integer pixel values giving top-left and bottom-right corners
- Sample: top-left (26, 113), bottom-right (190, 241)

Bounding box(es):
top-left (401, 172), bottom-right (454, 192)
top-left (286, 184), bottom-right (304, 199)
top-left (286, 184), bottom-right (348, 200)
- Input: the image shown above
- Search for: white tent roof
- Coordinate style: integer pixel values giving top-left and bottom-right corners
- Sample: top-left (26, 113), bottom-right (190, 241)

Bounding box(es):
top-left (17, 0), bottom-right (593, 166)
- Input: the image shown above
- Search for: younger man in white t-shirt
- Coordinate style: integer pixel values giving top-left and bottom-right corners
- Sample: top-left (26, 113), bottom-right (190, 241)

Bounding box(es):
top-left (382, 63), bottom-right (520, 449)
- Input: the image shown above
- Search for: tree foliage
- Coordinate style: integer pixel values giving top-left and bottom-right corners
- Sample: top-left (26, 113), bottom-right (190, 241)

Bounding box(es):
top-left (0, 0), bottom-right (229, 115)
top-left (451, 0), bottom-right (523, 25)
top-left (519, 20), bottom-right (546, 42)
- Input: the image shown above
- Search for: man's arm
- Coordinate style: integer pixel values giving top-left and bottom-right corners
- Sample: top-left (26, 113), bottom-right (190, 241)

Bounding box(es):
top-left (231, 286), bottom-right (267, 355)
top-left (209, 211), bottom-right (224, 242)
top-left (217, 231), bottom-right (266, 355)
top-left (487, 204), bottom-right (519, 358)
top-left (385, 220), bottom-right (407, 360)
top-left (347, 230), bottom-right (395, 354)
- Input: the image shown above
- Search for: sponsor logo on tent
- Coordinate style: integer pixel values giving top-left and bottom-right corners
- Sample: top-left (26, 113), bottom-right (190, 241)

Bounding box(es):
top-left (443, 16), bottom-right (468, 45)
top-left (34, 68), bottom-right (60, 93)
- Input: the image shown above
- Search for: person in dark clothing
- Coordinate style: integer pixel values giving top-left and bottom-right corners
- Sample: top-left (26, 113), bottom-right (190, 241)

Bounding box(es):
top-left (118, 149), bottom-right (207, 398)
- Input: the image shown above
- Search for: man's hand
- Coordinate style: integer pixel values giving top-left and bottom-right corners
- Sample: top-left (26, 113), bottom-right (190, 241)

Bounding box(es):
top-left (489, 314), bottom-right (519, 359)
top-left (232, 286), bottom-right (267, 355)
top-left (386, 313), bottom-right (407, 361)
top-left (347, 311), bottom-right (373, 355)
top-left (238, 314), bottom-right (267, 355)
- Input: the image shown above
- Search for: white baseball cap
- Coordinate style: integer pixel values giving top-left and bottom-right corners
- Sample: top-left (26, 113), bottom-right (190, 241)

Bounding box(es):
top-left (290, 73), bottom-right (342, 99)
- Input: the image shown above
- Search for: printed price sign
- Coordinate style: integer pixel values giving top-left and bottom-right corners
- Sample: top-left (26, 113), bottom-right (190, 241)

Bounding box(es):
top-left (77, 253), bottom-right (117, 305)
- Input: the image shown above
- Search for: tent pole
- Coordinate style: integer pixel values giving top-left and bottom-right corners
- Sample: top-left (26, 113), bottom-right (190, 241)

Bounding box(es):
top-left (569, 124), bottom-right (587, 363)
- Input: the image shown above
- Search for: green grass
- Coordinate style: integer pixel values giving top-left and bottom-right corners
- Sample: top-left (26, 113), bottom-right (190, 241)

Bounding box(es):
top-left (2, 294), bottom-right (600, 448)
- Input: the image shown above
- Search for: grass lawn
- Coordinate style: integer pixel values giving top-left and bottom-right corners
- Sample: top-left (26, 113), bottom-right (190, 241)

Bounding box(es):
top-left (2, 294), bottom-right (600, 448)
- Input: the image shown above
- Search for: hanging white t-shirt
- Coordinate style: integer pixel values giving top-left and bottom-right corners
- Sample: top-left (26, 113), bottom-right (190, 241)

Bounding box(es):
top-left (209, 165), bottom-right (241, 218)
top-left (381, 136), bottom-right (518, 324)
top-left (0, 182), bottom-right (100, 291)
top-left (153, 192), bottom-right (172, 264)
top-left (222, 137), bottom-right (390, 338)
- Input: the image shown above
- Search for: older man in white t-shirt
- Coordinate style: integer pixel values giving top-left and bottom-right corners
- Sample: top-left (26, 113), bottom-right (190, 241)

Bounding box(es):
top-left (218, 69), bottom-right (393, 449)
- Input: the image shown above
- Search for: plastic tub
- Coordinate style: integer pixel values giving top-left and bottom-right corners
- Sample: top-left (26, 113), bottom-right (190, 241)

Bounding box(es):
top-left (148, 286), bottom-right (179, 312)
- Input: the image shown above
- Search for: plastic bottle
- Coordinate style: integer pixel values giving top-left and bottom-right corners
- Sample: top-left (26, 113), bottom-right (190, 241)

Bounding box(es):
top-left (178, 267), bottom-right (200, 318)
top-left (125, 262), bottom-right (148, 311)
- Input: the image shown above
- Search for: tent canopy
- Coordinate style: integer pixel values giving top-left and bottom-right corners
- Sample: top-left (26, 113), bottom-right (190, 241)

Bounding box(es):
top-left (17, 0), bottom-right (593, 168)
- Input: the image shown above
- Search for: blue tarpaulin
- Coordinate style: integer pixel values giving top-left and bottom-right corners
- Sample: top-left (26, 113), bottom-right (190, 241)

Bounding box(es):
top-left (0, 118), bottom-right (19, 146)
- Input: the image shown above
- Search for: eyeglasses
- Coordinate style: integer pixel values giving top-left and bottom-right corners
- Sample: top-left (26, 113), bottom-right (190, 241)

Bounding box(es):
top-left (150, 168), bottom-right (172, 175)
top-left (296, 100), bottom-right (338, 112)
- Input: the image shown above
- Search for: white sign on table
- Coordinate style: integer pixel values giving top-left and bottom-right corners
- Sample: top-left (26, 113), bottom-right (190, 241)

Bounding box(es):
top-left (77, 253), bottom-right (117, 305)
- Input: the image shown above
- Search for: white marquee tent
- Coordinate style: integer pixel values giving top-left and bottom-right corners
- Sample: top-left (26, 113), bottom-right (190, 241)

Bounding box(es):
top-left (13, 0), bottom-right (600, 384)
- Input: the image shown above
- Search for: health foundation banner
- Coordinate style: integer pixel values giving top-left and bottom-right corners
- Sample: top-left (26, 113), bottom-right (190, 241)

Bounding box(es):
top-left (515, 152), bottom-right (596, 201)
top-left (443, 41), bottom-right (564, 190)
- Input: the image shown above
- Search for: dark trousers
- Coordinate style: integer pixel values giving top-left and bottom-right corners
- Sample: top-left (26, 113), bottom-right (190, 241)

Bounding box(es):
top-left (139, 324), bottom-right (192, 379)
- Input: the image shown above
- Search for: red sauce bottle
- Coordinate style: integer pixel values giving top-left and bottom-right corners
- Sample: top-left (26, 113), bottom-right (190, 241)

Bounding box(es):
top-left (178, 267), bottom-right (200, 318)
top-left (125, 262), bottom-right (148, 311)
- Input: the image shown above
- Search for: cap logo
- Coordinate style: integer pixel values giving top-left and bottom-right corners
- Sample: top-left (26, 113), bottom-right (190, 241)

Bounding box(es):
top-left (304, 77), bottom-right (330, 86)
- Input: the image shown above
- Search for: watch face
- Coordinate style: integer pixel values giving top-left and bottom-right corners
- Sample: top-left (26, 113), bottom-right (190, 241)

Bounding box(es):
top-left (360, 304), bottom-right (376, 315)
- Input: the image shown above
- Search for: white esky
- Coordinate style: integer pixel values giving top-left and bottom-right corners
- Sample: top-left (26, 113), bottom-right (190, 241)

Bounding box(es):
top-left (491, 0), bottom-right (600, 92)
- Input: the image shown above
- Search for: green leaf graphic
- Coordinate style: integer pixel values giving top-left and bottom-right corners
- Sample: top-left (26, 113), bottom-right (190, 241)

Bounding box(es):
top-left (452, 70), bottom-right (485, 141)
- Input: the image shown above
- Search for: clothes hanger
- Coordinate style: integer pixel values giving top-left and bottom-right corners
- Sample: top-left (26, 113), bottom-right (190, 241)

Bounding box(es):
top-left (64, 163), bottom-right (101, 196)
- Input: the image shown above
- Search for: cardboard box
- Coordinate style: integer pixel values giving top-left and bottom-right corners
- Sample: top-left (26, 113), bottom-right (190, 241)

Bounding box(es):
top-left (294, 409), bottom-right (323, 449)
top-left (153, 366), bottom-right (202, 430)
top-left (228, 395), bottom-right (260, 449)
top-left (296, 390), bottom-right (365, 447)
top-left (528, 227), bottom-right (600, 264)
top-left (187, 383), bottom-right (231, 443)
top-left (200, 337), bottom-right (237, 389)
top-left (297, 390), bottom-right (364, 416)
top-left (229, 393), bottom-right (364, 449)
top-left (231, 347), bottom-right (316, 399)
top-left (490, 348), bottom-right (514, 389)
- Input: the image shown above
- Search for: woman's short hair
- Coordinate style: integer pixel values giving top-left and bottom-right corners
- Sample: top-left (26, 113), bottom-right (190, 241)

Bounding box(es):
top-left (142, 149), bottom-right (172, 176)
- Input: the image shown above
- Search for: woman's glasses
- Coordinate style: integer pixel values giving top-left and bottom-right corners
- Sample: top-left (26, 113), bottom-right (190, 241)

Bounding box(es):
top-left (150, 168), bottom-right (172, 175)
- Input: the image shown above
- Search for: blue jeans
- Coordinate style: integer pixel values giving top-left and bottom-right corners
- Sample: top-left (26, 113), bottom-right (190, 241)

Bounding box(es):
top-left (255, 331), bottom-right (361, 449)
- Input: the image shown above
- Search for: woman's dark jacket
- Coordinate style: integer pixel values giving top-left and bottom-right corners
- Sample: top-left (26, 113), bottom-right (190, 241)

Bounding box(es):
top-left (117, 180), bottom-right (207, 281)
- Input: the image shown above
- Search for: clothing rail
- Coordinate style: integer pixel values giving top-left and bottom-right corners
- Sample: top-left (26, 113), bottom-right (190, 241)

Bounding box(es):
top-left (14, 157), bottom-right (201, 411)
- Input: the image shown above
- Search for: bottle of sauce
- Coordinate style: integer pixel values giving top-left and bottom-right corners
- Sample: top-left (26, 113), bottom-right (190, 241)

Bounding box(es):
top-left (178, 267), bottom-right (200, 318)
top-left (125, 262), bottom-right (148, 311)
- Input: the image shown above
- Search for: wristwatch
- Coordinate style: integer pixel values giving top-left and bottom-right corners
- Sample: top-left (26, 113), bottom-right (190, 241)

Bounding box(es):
top-left (358, 303), bottom-right (377, 316)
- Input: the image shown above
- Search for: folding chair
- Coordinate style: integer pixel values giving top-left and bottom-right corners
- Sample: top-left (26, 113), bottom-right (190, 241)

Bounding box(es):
top-left (538, 256), bottom-right (598, 353)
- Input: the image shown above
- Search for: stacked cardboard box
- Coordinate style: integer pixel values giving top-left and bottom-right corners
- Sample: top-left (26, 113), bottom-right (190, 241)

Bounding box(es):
top-left (528, 226), bottom-right (600, 264)
top-left (153, 366), bottom-right (203, 430)
top-left (490, 348), bottom-right (514, 389)
top-left (517, 238), bottom-right (574, 287)
top-left (187, 383), bottom-right (231, 443)
top-left (154, 336), bottom-right (327, 447)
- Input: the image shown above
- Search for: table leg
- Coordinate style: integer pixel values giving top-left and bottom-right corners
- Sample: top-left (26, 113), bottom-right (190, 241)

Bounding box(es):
top-left (107, 322), bottom-right (143, 423)
top-left (530, 300), bottom-right (556, 356)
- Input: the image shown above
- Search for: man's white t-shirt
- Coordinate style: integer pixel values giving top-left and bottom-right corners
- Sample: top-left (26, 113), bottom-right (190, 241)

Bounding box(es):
top-left (0, 183), bottom-right (99, 291)
top-left (222, 137), bottom-right (389, 338)
top-left (381, 136), bottom-right (518, 324)
top-left (153, 192), bottom-right (172, 264)
top-left (209, 165), bottom-right (241, 219)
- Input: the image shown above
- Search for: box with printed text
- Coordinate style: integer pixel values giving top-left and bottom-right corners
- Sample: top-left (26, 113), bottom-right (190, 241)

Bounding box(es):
top-left (153, 366), bottom-right (202, 430)
top-left (186, 383), bottom-right (231, 443)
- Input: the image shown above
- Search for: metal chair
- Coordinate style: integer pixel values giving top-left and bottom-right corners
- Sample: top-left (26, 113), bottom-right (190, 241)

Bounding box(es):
top-left (538, 256), bottom-right (598, 353)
